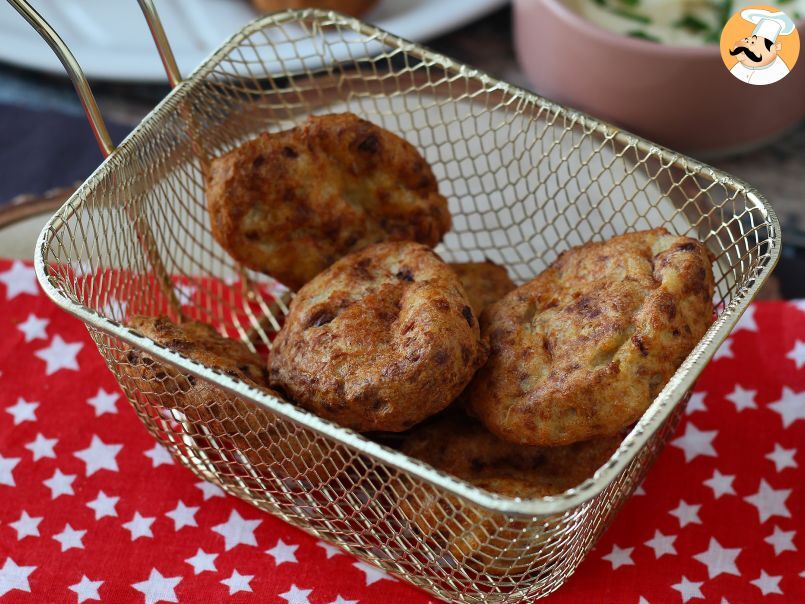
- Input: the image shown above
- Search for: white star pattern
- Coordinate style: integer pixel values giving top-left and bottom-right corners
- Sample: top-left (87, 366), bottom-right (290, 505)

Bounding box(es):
top-left (671, 576), bottom-right (704, 603)
top-left (0, 557), bottom-right (36, 597)
top-left (353, 562), bottom-right (396, 586)
top-left (43, 469), bottom-right (75, 499)
top-left (212, 510), bottom-right (261, 551)
top-left (166, 501), bottom-right (198, 531)
top-left (34, 335), bottom-right (83, 375)
top-left (750, 570), bottom-right (783, 596)
top-left (70, 259), bottom-right (93, 277)
top-left (787, 340), bottom-right (805, 369)
top-left (686, 392), bottom-right (707, 415)
top-left (645, 530), bottom-right (677, 558)
top-left (670, 500), bottom-right (702, 528)
top-left (17, 314), bottom-right (48, 342)
top-left (266, 539), bottom-right (299, 566)
top-left (6, 397), bottom-right (38, 425)
top-left (0, 261), bottom-right (38, 299)
top-left (317, 541), bottom-right (342, 559)
top-left (724, 385), bottom-right (757, 412)
top-left (74, 435), bottom-right (122, 476)
top-left (9, 511), bottom-right (42, 540)
top-left (174, 283), bottom-right (197, 305)
top-left (703, 470), bottom-right (736, 499)
top-left (744, 479), bottom-right (791, 523)
top-left (769, 387), bottom-right (805, 428)
top-left (122, 512), bottom-right (156, 540)
top-left (86, 388), bottom-right (119, 416)
top-left (601, 544), bottom-right (634, 569)
top-left (671, 423), bottom-right (717, 462)
top-left (221, 570), bottom-right (254, 595)
top-left (280, 584), bottom-right (313, 604)
top-left (713, 338), bottom-right (733, 361)
top-left (24, 433), bottom-right (57, 461)
top-left (86, 491), bottom-right (119, 520)
top-left (765, 526), bottom-right (796, 556)
top-left (131, 569), bottom-right (181, 604)
top-left (100, 297), bottom-right (128, 319)
top-left (692, 538), bottom-right (741, 579)
top-left (69, 576), bottom-right (103, 603)
top-left (0, 454), bottom-right (20, 486)
top-left (144, 444), bottom-right (173, 467)
top-left (195, 481), bottom-right (224, 500)
top-left (53, 524), bottom-right (86, 552)
top-left (766, 443), bottom-right (797, 472)
top-left (2, 277), bottom-right (803, 603)
top-left (184, 549), bottom-right (217, 575)
top-left (733, 305), bottom-right (758, 332)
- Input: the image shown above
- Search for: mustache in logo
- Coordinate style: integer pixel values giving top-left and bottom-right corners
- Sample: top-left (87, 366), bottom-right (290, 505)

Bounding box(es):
top-left (730, 46), bottom-right (763, 62)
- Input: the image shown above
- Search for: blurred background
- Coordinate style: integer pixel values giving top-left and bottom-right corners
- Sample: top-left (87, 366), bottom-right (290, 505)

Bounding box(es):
top-left (0, 0), bottom-right (802, 295)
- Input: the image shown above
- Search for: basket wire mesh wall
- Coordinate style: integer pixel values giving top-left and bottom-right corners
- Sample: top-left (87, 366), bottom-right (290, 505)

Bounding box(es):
top-left (35, 10), bottom-right (779, 603)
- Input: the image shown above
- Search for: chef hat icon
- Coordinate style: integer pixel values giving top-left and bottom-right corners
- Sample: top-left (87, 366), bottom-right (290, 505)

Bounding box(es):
top-left (741, 8), bottom-right (796, 42)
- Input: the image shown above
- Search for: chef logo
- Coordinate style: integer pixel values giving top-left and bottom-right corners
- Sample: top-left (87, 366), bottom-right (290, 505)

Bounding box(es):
top-left (720, 6), bottom-right (799, 85)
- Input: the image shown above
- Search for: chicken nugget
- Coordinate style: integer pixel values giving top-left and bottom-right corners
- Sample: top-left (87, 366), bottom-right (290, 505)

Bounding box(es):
top-left (449, 261), bottom-right (516, 315)
top-left (468, 228), bottom-right (715, 446)
top-left (206, 113), bottom-right (451, 290)
top-left (123, 316), bottom-right (331, 482)
top-left (250, 0), bottom-right (376, 16)
top-left (269, 241), bottom-right (488, 432)
top-left (396, 415), bottom-right (621, 575)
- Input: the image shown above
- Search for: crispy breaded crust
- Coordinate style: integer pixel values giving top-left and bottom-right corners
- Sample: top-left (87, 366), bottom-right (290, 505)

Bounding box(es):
top-left (269, 241), bottom-right (488, 432)
top-left (449, 261), bottom-right (516, 316)
top-left (396, 415), bottom-right (620, 575)
top-left (126, 315), bottom-right (269, 386)
top-left (468, 228), bottom-right (715, 446)
top-left (206, 113), bottom-right (451, 290)
top-left (250, 0), bottom-right (376, 16)
top-left (401, 415), bottom-right (621, 496)
top-left (123, 316), bottom-right (331, 482)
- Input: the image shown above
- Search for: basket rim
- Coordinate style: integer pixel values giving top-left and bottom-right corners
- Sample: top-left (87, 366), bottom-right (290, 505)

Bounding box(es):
top-left (33, 8), bottom-right (782, 516)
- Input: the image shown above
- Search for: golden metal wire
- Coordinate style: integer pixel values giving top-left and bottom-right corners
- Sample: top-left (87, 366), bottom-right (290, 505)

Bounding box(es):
top-left (33, 10), bottom-right (779, 603)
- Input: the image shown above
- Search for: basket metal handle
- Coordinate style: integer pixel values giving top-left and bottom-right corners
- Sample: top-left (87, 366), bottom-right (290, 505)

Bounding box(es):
top-left (6, 0), bottom-right (183, 156)
top-left (8, 0), bottom-right (187, 320)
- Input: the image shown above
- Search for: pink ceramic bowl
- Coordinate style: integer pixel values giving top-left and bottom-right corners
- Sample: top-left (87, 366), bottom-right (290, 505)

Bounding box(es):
top-left (514, 0), bottom-right (805, 155)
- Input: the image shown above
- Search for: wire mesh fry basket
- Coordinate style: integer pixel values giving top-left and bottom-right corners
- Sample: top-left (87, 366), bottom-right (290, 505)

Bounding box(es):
top-left (18, 1), bottom-right (780, 601)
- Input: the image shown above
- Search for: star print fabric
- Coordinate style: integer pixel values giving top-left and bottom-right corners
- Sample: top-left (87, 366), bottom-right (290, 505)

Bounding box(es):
top-left (0, 258), bottom-right (803, 603)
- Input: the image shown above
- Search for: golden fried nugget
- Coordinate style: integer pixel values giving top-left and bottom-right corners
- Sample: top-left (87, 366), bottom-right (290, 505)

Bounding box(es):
top-left (449, 261), bottom-right (516, 315)
top-left (250, 0), bottom-right (376, 16)
top-left (206, 113), bottom-right (451, 290)
top-left (401, 415), bottom-right (621, 494)
top-left (396, 415), bottom-right (621, 575)
top-left (269, 241), bottom-right (488, 432)
top-left (468, 228), bottom-right (715, 446)
top-left (123, 316), bottom-right (331, 482)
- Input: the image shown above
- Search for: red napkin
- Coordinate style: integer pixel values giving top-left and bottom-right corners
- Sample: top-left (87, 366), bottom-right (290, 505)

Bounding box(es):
top-left (0, 258), bottom-right (802, 603)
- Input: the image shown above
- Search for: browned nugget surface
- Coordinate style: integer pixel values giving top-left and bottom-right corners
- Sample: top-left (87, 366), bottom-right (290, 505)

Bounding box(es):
top-left (269, 242), bottom-right (488, 432)
top-left (126, 315), bottom-right (269, 388)
top-left (206, 113), bottom-right (451, 290)
top-left (468, 228), bottom-right (715, 446)
top-left (401, 415), bottom-right (621, 496)
top-left (396, 415), bottom-right (621, 575)
top-left (123, 316), bottom-right (331, 482)
top-left (250, 0), bottom-right (376, 16)
top-left (449, 261), bottom-right (516, 316)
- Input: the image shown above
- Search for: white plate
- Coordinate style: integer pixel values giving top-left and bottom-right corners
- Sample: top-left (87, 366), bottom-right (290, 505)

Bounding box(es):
top-left (0, 0), bottom-right (508, 82)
